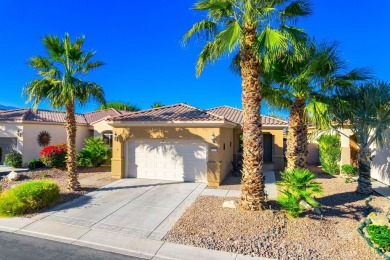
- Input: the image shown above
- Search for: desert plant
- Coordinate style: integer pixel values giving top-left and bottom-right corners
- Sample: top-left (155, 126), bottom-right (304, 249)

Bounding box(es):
top-left (277, 168), bottom-right (323, 217)
top-left (40, 144), bottom-right (67, 168)
top-left (77, 137), bottom-right (111, 167)
top-left (366, 225), bottom-right (390, 252)
top-left (0, 180), bottom-right (60, 216)
top-left (5, 153), bottom-right (23, 168)
top-left (318, 134), bottom-right (341, 175)
top-left (28, 158), bottom-right (45, 170)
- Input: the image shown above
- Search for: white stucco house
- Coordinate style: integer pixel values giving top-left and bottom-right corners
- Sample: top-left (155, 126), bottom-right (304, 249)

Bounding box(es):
top-left (0, 108), bottom-right (129, 165)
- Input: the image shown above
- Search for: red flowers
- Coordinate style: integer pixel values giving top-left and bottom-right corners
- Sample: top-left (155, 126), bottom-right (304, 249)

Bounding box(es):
top-left (40, 144), bottom-right (68, 168)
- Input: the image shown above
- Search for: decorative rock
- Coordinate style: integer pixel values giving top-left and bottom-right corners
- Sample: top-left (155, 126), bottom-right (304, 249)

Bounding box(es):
top-left (299, 200), bottom-right (322, 216)
top-left (7, 171), bottom-right (20, 181)
top-left (367, 212), bottom-right (390, 226)
top-left (222, 200), bottom-right (238, 209)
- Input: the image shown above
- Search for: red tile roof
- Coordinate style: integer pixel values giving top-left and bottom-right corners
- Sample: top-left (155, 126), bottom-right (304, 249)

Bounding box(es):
top-left (0, 108), bottom-right (129, 125)
top-left (111, 104), bottom-right (225, 122)
top-left (83, 109), bottom-right (123, 124)
top-left (207, 106), bottom-right (288, 126)
top-left (24, 109), bottom-right (88, 124)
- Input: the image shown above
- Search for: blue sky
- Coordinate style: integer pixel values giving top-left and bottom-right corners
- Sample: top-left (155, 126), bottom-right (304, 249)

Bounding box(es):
top-left (0, 0), bottom-right (389, 116)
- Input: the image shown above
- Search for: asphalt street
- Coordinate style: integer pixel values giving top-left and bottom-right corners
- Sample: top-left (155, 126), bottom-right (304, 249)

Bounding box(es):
top-left (0, 232), bottom-right (144, 260)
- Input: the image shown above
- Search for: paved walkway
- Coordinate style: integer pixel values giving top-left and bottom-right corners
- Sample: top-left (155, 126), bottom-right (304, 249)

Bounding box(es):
top-left (372, 180), bottom-right (390, 199)
top-left (202, 170), bottom-right (278, 199)
top-left (0, 178), bottom-right (271, 260)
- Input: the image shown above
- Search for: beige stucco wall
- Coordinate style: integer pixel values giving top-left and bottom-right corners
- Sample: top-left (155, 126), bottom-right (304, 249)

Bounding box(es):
top-left (371, 129), bottom-right (390, 185)
top-left (22, 123), bottom-right (91, 164)
top-left (111, 126), bottom-right (235, 186)
top-left (92, 120), bottom-right (113, 137)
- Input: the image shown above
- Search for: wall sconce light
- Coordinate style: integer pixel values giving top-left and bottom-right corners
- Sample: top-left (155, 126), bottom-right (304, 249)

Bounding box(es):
top-left (211, 132), bottom-right (216, 143)
top-left (17, 129), bottom-right (22, 137)
top-left (114, 132), bottom-right (119, 141)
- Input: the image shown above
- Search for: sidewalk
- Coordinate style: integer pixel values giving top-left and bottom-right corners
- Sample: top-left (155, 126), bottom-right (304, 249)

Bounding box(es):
top-left (0, 177), bottom-right (273, 260)
top-left (0, 217), bottom-right (270, 260)
top-left (372, 180), bottom-right (390, 199)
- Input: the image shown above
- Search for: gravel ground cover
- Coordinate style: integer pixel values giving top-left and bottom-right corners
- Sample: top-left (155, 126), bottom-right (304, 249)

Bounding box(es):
top-left (0, 166), bottom-right (115, 206)
top-left (164, 165), bottom-right (390, 259)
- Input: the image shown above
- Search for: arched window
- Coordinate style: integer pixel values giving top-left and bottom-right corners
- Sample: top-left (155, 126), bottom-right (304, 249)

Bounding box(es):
top-left (102, 131), bottom-right (113, 149)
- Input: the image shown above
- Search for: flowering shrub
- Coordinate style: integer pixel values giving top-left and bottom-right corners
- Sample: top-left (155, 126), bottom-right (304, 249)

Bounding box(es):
top-left (40, 144), bottom-right (67, 168)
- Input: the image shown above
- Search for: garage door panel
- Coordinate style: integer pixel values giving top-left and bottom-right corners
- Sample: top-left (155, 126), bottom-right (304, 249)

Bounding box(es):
top-left (126, 141), bottom-right (207, 182)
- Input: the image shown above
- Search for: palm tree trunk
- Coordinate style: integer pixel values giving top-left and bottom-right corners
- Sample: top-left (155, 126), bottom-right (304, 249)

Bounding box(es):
top-left (239, 25), bottom-right (266, 211)
top-left (356, 146), bottom-right (373, 194)
top-left (65, 100), bottom-right (80, 191)
top-left (286, 98), bottom-right (308, 169)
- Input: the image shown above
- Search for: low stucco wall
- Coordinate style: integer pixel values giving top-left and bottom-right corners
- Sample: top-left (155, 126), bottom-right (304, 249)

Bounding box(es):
top-left (111, 126), bottom-right (234, 186)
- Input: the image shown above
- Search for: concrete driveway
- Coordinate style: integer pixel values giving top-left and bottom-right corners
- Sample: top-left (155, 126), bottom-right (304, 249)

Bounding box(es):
top-left (4, 179), bottom-right (205, 241)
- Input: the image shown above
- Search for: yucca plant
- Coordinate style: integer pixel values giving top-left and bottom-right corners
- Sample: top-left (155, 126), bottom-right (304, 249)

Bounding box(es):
top-left (277, 168), bottom-right (323, 217)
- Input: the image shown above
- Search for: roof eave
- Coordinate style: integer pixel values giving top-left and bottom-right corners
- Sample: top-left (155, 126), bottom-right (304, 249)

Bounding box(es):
top-left (109, 120), bottom-right (237, 128)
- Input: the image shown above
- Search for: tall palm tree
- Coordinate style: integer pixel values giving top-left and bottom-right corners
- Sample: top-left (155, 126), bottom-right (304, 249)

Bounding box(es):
top-left (98, 101), bottom-right (140, 111)
top-left (24, 34), bottom-right (105, 191)
top-left (331, 82), bottom-right (390, 194)
top-left (262, 41), bottom-right (370, 169)
top-left (184, 0), bottom-right (312, 210)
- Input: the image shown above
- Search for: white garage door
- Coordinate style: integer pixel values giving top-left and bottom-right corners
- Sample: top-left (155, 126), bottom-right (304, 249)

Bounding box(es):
top-left (126, 140), bottom-right (208, 182)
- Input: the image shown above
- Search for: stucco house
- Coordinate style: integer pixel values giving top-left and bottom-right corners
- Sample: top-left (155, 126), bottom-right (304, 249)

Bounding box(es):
top-left (0, 104), bottom-right (287, 187)
top-left (0, 108), bottom-right (129, 164)
top-left (109, 104), bottom-right (287, 186)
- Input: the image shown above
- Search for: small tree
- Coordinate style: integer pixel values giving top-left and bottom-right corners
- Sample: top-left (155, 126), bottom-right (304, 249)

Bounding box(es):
top-left (317, 134), bottom-right (341, 175)
top-left (330, 82), bottom-right (390, 194)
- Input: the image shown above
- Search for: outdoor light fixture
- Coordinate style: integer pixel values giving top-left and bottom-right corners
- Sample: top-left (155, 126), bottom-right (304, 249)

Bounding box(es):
top-left (17, 129), bottom-right (22, 137)
top-left (211, 132), bottom-right (216, 143)
top-left (114, 132), bottom-right (119, 141)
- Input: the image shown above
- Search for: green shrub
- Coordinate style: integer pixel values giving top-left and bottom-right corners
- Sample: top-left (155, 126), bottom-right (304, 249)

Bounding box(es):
top-left (5, 153), bottom-right (23, 168)
top-left (77, 137), bottom-right (111, 167)
top-left (318, 134), bottom-right (341, 175)
top-left (366, 225), bottom-right (390, 252)
top-left (277, 168), bottom-right (323, 218)
top-left (0, 180), bottom-right (60, 216)
top-left (40, 144), bottom-right (67, 168)
top-left (341, 164), bottom-right (357, 176)
top-left (28, 158), bottom-right (45, 170)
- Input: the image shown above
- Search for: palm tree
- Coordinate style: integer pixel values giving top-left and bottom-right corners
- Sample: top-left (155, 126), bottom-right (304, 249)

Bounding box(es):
top-left (331, 82), bottom-right (390, 194)
top-left (98, 101), bottom-right (140, 111)
top-left (24, 33), bottom-right (105, 191)
top-left (184, 0), bottom-right (312, 210)
top-left (262, 41), bottom-right (370, 169)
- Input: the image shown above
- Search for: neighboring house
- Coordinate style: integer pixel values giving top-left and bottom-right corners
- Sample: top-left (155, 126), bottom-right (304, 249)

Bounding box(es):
top-left (309, 127), bottom-right (390, 186)
top-left (109, 104), bottom-right (287, 186)
top-left (0, 108), bottom-right (130, 165)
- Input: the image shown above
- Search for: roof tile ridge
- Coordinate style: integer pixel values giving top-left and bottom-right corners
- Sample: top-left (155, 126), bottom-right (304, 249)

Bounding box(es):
top-left (262, 114), bottom-right (288, 124)
top-left (21, 108), bottom-right (32, 120)
top-left (113, 103), bottom-right (183, 119)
